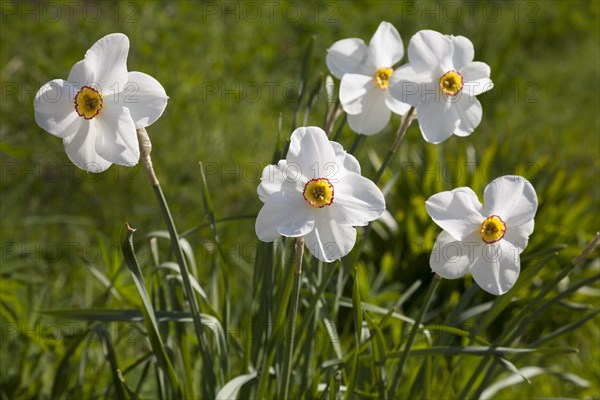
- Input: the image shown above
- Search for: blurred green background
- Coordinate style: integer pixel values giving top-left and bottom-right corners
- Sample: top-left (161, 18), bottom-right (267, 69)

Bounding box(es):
top-left (1, 0), bottom-right (599, 398)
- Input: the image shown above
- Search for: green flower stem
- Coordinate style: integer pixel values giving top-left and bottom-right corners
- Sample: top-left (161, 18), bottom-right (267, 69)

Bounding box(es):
top-left (374, 107), bottom-right (415, 184)
top-left (349, 133), bottom-right (366, 155)
top-left (280, 237), bottom-right (305, 400)
top-left (387, 274), bottom-right (440, 399)
top-left (348, 107), bottom-right (417, 266)
top-left (332, 114), bottom-right (347, 142)
top-left (325, 99), bottom-right (342, 136)
top-left (137, 128), bottom-right (216, 398)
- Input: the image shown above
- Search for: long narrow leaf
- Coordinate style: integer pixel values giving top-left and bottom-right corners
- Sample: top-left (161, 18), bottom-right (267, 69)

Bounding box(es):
top-left (480, 366), bottom-right (590, 400)
top-left (364, 312), bottom-right (388, 400)
top-left (96, 325), bottom-right (130, 399)
top-left (121, 225), bottom-right (182, 397)
top-left (215, 372), bottom-right (258, 400)
top-left (380, 346), bottom-right (577, 358)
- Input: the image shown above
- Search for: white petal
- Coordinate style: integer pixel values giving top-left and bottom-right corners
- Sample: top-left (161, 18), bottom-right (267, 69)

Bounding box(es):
top-left (330, 141), bottom-right (361, 174)
top-left (84, 33), bottom-right (129, 91)
top-left (34, 79), bottom-right (80, 138)
top-left (304, 217), bottom-right (356, 262)
top-left (369, 21), bottom-right (404, 68)
top-left (503, 219), bottom-right (534, 254)
top-left (346, 88), bottom-right (391, 135)
top-left (326, 38), bottom-right (373, 79)
top-left (470, 240), bottom-right (521, 295)
top-left (123, 71), bottom-right (168, 128)
top-left (453, 96), bottom-right (482, 136)
top-left (450, 35), bottom-right (474, 70)
top-left (430, 230), bottom-right (479, 279)
top-left (384, 90), bottom-right (411, 116)
top-left (287, 127), bottom-right (337, 179)
top-left (329, 173), bottom-right (385, 226)
top-left (63, 121), bottom-right (112, 173)
top-left (67, 60), bottom-right (94, 87)
top-left (339, 73), bottom-right (374, 114)
top-left (461, 62), bottom-right (493, 96)
top-left (408, 30), bottom-right (452, 76)
top-left (389, 64), bottom-right (433, 106)
top-left (425, 187), bottom-right (484, 240)
top-left (94, 104), bottom-right (139, 166)
top-left (416, 100), bottom-right (459, 144)
top-left (483, 176), bottom-right (538, 226)
top-left (258, 160), bottom-right (286, 202)
top-left (255, 191), bottom-right (314, 242)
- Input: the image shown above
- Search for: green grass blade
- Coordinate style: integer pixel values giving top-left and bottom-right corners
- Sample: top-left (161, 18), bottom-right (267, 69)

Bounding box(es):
top-left (380, 346), bottom-right (577, 358)
top-left (513, 273), bottom-right (600, 343)
top-left (215, 372), bottom-right (258, 400)
top-left (156, 262), bottom-right (208, 300)
top-left (344, 352), bottom-right (359, 400)
top-left (322, 317), bottom-right (343, 360)
top-left (121, 225), bottom-right (182, 397)
top-left (480, 366), bottom-right (590, 400)
top-left (150, 183), bottom-right (218, 397)
top-left (179, 214), bottom-right (256, 238)
top-left (44, 308), bottom-right (223, 326)
top-left (144, 231), bottom-right (202, 279)
top-left (364, 311), bottom-right (388, 400)
top-left (85, 264), bottom-right (125, 303)
top-left (50, 327), bottom-right (91, 399)
top-left (332, 296), bottom-right (414, 324)
top-left (476, 251), bottom-right (559, 334)
top-left (295, 262), bottom-right (340, 340)
top-left (291, 35), bottom-right (316, 133)
top-left (388, 276), bottom-right (440, 398)
top-left (279, 238), bottom-right (304, 399)
top-left (457, 234), bottom-right (600, 399)
top-left (393, 280), bottom-right (422, 310)
top-left (303, 74), bottom-right (323, 126)
top-left (96, 325), bottom-right (130, 400)
top-left (346, 267), bottom-right (363, 400)
top-left (530, 308), bottom-right (600, 347)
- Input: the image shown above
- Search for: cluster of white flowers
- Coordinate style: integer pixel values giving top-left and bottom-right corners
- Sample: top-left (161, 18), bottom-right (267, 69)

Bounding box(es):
top-left (327, 22), bottom-right (493, 143)
top-left (34, 28), bottom-right (537, 295)
top-left (256, 22), bottom-right (536, 295)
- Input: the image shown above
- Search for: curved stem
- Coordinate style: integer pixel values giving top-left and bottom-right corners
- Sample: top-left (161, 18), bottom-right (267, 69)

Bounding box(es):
top-left (137, 128), bottom-right (217, 398)
top-left (280, 237), bottom-right (305, 399)
top-left (388, 275), bottom-right (440, 398)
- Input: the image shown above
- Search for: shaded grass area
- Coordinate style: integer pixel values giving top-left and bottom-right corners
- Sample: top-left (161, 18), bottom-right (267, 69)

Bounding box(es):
top-left (1, 0), bottom-right (599, 398)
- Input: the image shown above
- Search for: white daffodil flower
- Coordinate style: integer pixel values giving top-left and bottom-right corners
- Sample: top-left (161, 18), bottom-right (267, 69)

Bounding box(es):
top-left (326, 21), bottom-right (411, 135)
top-left (255, 126), bottom-right (386, 262)
top-left (425, 176), bottom-right (538, 295)
top-left (390, 30), bottom-right (493, 144)
top-left (34, 33), bottom-right (168, 173)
